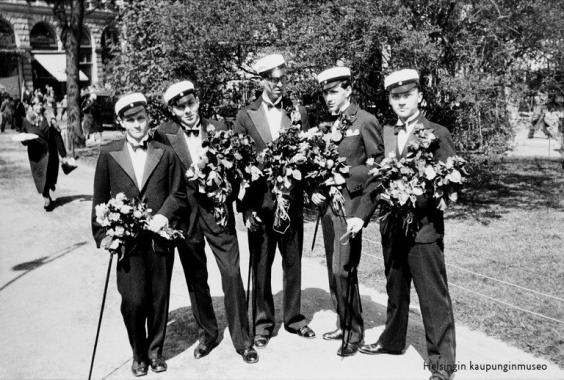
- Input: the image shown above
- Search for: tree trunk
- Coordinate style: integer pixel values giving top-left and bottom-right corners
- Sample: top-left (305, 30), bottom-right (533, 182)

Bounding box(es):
top-left (64, 0), bottom-right (85, 156)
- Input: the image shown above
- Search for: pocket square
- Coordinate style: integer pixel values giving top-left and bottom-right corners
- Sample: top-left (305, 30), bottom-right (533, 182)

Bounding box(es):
top-left (345, 129), bottom-right (360, 137)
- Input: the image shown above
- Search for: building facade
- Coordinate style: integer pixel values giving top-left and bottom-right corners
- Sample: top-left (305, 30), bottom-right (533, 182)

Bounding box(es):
top-left (0, 0), bottom-right (116, 100)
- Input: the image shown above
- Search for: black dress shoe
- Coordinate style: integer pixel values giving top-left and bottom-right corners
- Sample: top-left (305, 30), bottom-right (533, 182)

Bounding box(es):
top-left (322, 328), bottom-right (343, 340)
top-left (237, 347), bottom-right (259, 364)
top-left (359, 342), bottom-right (405, 355)
top-left (253, 334), bottom-right (270, 348)
top-left (337, 342), bottom-right (360, 357)
top-left (149, 356), bottom-right (167, 372)
top-left (131, 360), bottom-right (148, 377)
top-left (296, 325), bottom-right (316, 338)
top-left (194, 338), bottom-right (220, 359)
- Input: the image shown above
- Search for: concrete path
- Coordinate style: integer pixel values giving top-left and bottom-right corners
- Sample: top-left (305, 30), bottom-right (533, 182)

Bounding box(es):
top-left (0, 130), bottom-right (562, 380)
top-left (508, 119), bottom-right (563, 159)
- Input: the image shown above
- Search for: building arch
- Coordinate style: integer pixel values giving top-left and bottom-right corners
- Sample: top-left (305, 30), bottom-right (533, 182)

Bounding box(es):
top-left (30, 21), bottom-right (58, 50)
top-left (0, 16), bottom-right (16, 49)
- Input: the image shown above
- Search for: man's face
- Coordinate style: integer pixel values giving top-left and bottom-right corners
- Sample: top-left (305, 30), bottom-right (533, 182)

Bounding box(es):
top-left (119, 108), bottom-right (150, 141)
top-left (322, 82), bottom-right (352, 115)
top-left (262, 68), bottom-right (287, 102)
top-left (389, 88), bottom-right (422, 120)
top-left (170, 93), bottom-right (199, 127)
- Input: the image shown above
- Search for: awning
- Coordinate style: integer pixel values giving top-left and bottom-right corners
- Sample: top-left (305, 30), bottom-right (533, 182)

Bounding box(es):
top-left (33, 53), bottom-right (89, 82)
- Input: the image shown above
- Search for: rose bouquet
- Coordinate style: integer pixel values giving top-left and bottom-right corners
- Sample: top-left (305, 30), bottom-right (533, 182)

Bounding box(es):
top-left (186, 126), bottom-right (261, 228)
top-left (95, 193), bottom-right (183, 259)
top-left (369, 123), bottom-right (468, 236)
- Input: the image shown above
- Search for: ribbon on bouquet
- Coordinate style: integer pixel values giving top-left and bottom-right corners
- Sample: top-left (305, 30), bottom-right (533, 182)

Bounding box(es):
top-left (273, 192), bottom-right (291, 235)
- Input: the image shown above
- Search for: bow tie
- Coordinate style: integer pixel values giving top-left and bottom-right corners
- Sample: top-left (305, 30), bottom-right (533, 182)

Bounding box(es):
top-left (266, 101), bottom-right (282, 110)
top-left (394, 123), bottom-right (406, 135)
top-left (184, 128), bottom-right (200, 137)
top-left (130, 141), bottom-right (148, 151)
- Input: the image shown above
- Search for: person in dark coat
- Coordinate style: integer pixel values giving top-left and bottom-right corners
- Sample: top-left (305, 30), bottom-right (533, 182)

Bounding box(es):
top-left (347, 69), bottom-right (456, 380)
top-left (22, 103), bottom-right (67, 210)
top-left (233, 54), bottom-right (316, 348)
top-left (91, 93), bottom-right (188, 377)
top-left (14, 99), bottom-right (26, 132)
top-left (310, 66), bottom-right (384, 357)
top-left (154, 80), bottom-right (258, 364)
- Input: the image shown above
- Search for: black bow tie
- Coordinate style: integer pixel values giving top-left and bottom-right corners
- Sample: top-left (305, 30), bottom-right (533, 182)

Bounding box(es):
top-left (394, 123), bottom-right (406, 135)
top-left (266, 101), bottom-right (282, 110)
top-left (184, 128), bottom-right (200, 137)
top-left (130, 141), bottom-right (148, 151)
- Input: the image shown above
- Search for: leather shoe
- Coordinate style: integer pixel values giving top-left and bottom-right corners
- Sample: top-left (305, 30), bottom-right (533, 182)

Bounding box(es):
top-left (296, 325), bottom-right (315, 338)
top-left (253, 334), bottom-right (270, 349)
top-left (322, 328), bottom-right (343, 340)
top-left (131, 360), bottom-right (148, 377)
top-left (194, 338), bottom-right (220, 359)
top-left (337, 342), bottom-right (360, 357)
top-left (149, 356), bottom-right (167, 372)
top-left (237, 347), bottom-right (259, 364)
top-left (359, 342), bottom-right (405, 355)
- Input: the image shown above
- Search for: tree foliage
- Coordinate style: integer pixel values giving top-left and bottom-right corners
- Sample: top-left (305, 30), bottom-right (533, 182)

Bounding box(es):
top-left (107, 0), bottom-right (564, 156)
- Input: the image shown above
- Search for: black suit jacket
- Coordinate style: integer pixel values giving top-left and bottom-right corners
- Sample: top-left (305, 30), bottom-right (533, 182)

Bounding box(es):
top-left (333, 103), bottom-right (384, 215)
top-left (91, 138), bottom-right (188, 248)
top-left (233, 97), bottom-right (309, 220)
top-left (154, 118), bottom-right (236, 236)
top-left (355, 114), bottom-right (456, 243)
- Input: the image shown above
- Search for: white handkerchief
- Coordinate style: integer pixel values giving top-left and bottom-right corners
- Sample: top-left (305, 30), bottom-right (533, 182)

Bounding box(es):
top-left (345, 129), bottom-right (360, 137)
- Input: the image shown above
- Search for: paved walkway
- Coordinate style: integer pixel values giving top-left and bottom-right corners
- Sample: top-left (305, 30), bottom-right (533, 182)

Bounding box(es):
top-left (508, 119), bottom-right (563, 159)
top-left (0, 130), bottom-right (562, 379)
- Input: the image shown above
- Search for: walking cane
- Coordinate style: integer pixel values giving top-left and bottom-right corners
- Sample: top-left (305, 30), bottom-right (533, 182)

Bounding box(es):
top-left (311, 209), bottom-right (321, 252)
top-left (88, 253), bottom-right (114, 380)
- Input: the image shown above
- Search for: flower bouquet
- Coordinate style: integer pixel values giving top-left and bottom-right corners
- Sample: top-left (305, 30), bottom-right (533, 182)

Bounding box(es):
top-left (186, 125), bottom-right (261, 228)
top-left (369, 123), bottom-right (468, 236)
top-left (259, 125), bottom-right (307, 234)
top-left (95, 192), bottom-right (183, 259)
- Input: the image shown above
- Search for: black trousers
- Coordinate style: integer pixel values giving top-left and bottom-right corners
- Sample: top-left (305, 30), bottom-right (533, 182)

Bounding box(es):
top-left (379, 231), bottom-right (456, 371)
top-left (321, 205), bottom-right (364, 343)
top-left (177, 208), bottom-right (252, 351)
top-left (116, 242), bottom-right (174, 362)
top-left (248, 212), bottom-right (307, 336)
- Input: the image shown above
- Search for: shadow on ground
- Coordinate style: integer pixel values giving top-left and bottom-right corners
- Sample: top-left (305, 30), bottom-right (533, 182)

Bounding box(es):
top-left (164, 287), bottom-right (427, 361)
top-left (53, 194), bottom-right (93, 209)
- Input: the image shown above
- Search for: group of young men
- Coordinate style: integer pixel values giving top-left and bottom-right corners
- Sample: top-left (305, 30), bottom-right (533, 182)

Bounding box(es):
top-left (91, 53), bottom-right (456, 380)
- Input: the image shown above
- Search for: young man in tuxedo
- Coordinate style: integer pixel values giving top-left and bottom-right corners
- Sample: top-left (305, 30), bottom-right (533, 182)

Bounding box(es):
top-left (155, 81), bottom-right (258, 363)
top-left (311, 66), bottom-right (384, 356)
top-left (233, 54), bottom-right (316, 348)
top-left (347, 69), bottom-right (456, 380)
top-left (91, 93), bottom-right (187, 376)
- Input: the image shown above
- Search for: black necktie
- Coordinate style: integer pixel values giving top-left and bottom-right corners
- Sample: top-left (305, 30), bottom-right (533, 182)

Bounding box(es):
top-left (266, 101), bottom-right (282, 110)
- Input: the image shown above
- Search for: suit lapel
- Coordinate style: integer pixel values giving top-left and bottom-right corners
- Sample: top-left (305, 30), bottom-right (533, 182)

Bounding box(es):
top-left (400, 114), bottom-right (426, 158)
top-left (140, 142), bottom-right (163, 192)
top-left (167, 127), bottom-right (192, 169)
top-left (248, 105), bottom-right (272, 145)
top-left (280, 110), bottom-right (292, 130)
top-left (109, 140), bottom-right (137, 188)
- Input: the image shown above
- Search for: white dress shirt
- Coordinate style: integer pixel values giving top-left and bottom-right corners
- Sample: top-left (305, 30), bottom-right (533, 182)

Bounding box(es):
top-left (181, 118), bottom-right (203, 164)
top-left (126, 135), bottom-right (149, 189)
top-left (261, 92), bottom-right (283, 141)
top-left (396, 111), bottom-right (420, 153)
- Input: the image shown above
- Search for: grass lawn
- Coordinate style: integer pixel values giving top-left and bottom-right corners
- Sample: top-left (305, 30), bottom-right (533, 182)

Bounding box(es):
top-left (305, 157), bottom-right (564, 367)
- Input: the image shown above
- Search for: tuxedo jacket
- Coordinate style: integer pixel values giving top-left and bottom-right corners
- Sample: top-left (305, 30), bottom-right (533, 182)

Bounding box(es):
top-left (154, 118), bottom-right (236, 236)
top-left (333, 103), bottom-right (384, 216)
top-left (355, 114), bottom-right (456, 243)
top-left (91, 138), bottom-right (188, 248)
top-left (233, 96), bottom-right (310, 220)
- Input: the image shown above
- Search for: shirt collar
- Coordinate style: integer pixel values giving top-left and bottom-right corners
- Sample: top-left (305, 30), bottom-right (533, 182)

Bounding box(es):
top-left (396, 110), bottom-right (420, 127)
top-left (126, 134), bottom-right (149, 147)
top-left (262, 92), bottom-right (282, 108)
top-left (180, 116), bottom-right (201, 131)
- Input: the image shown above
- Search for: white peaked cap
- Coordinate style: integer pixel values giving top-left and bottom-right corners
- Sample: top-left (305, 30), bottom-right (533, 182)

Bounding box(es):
top-left (114, 92), bottom-right (147, 117)
top-left (384, 69), bottom-right (420, 93)
top-left (254, 54), bottom-right (286, 75)
top-left (163, 81), bottom-right (195, 105)
top-left (317, 66), bottom-right (351, 89)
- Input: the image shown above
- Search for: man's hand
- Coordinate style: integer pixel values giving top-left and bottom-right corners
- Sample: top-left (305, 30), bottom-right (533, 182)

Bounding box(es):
top-left (311, 192), bottom-right (327, 206)
top-left (147, 214), bottom-right (169, 233)
top-left (244, 211), bottom-right (263, 232)
top-left (346, 217), bottom-right (364, 235)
